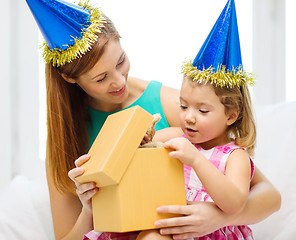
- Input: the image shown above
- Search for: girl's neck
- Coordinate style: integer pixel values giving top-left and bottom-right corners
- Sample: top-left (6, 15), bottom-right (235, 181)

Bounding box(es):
top-left (196, 136), bottom-right (232, 150)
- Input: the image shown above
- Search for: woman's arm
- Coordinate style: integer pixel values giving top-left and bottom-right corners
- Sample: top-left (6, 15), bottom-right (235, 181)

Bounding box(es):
top-left (228, 165), bottom-right (281, 225)
top-left (155, 166), bottom-right (281, 239)
top-left (46, 154), bottom-right (97, 240)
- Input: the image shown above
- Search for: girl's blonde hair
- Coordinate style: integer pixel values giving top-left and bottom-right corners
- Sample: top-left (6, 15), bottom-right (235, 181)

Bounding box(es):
top-left (46, 16), bottom-right (120, 193)
top-left (185, 77), bottom-right (256, 156)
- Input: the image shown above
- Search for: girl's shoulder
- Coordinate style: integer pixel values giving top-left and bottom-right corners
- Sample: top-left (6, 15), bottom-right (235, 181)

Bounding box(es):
top-left (215, 142), bottom-right (243, 154)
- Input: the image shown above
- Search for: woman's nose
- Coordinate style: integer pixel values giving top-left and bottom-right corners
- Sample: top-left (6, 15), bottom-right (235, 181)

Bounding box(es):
top-left (111, 71), bottom-right (125, 86)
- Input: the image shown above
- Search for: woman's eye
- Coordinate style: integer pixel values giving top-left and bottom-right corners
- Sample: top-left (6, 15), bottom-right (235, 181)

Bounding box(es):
top-left (117, 56), bottom-right (125, 67)
top-left (97, 74), bottom-right (106, 82)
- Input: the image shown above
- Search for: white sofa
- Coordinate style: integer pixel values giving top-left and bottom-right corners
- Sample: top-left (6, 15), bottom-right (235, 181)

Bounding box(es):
top-left (0, 101), bottom-right (295, 240)
top-left (251, 101), bottom-right (296, 239)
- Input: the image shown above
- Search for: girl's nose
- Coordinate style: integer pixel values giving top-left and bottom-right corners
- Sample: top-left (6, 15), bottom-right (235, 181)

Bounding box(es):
top-left (185, 110), bottom-right (196, 124)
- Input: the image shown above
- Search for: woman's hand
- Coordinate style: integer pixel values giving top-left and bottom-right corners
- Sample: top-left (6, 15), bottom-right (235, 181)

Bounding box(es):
top-left (68, 154), bottom-right (99, 214)
top-left (155, 201), bottom-right (228, 240)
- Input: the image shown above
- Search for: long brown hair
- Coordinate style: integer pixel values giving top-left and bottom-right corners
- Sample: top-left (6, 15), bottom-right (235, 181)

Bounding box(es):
top-left (46, 17), bottom-right (120, 193)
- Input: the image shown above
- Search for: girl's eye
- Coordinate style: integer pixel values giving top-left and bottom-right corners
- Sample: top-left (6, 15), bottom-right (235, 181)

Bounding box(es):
top-left (180, 105), bottom-right (187, 110)
top-left (199, 109), bottom-right (209, 114)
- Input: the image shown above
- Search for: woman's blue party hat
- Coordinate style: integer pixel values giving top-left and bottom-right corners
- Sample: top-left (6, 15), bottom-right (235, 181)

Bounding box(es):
top-left (182, 0), bottom-right (254, 87)
top-left (25, 0), bottom-right (105, 67)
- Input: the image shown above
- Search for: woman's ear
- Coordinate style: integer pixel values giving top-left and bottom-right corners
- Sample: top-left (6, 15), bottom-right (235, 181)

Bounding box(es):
top-left (226, 110), bottom-right (239, 126)
top-left (61, 73), bottom-right (76, 84)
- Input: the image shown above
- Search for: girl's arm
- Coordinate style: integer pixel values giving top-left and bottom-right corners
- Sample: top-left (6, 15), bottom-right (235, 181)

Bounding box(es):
top-left (192, 148), bottom-right (251, 215)
top-left (46, 153), bottom-right (97, 240)
top-left (164, 138), bottom-right (251, 215)
top-left (153, 127), bottom-right (183, 142)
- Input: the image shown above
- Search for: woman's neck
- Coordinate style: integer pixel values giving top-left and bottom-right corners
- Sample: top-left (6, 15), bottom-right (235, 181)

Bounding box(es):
top-left (87, 97), bottom-right (124, 113)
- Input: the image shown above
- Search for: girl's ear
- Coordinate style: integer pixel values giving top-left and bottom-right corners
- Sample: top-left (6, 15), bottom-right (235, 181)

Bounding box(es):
top-left (61, 73), bottom-right (76, 84)
top-left (226, 110), bottom-right (239, 126)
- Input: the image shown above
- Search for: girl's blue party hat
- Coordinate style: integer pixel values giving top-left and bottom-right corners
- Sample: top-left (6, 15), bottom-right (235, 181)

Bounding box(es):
top-left (182, 0), bottom-right (254, 87)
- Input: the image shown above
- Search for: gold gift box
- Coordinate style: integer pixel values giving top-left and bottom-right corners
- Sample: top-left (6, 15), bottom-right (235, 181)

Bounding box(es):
top-left (76, 106), bottom-right (186, 232)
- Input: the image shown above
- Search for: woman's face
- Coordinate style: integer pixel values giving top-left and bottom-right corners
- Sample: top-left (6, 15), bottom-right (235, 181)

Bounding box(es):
top-left (74, 39), bottom-right (130, 112)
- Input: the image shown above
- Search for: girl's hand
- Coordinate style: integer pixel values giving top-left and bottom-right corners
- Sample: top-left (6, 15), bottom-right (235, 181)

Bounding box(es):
top-left (155, 201), bottom-right (228, 239)
top-left (164, 137), bottom-right (201, 167)
top-left (68, 154), bottom-right (99, 214)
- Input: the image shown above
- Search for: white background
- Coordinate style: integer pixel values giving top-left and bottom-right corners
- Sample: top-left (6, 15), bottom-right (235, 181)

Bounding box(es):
top-left (1, 0), bottom-right (295, 187)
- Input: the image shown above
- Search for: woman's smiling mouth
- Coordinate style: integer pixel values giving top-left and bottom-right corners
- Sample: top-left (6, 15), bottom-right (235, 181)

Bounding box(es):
top-left (109, 85), bottom-right (126, 96)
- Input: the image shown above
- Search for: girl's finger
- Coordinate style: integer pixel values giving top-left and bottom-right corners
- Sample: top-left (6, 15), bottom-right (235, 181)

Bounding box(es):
top-left (163, 138), bottom-right (182, 149)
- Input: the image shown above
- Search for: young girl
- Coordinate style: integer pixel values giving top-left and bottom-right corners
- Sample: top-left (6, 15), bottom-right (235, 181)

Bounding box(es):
top-left (156, 73), bottom-right (256, 239)
top-left (141, 0), bottom-right (261, 239)
top-left (25, 0), bottom-right (280, 239)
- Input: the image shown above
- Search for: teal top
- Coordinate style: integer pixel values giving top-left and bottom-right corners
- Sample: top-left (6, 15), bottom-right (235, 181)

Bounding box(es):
top-left (87, 81), bottom-right (170, 147)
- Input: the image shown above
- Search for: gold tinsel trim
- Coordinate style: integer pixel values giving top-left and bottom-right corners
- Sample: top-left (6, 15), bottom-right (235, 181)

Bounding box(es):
top-left (41, 0), bottom-right (106, 67)
top-left (181, 59), bottom-right (255, 88)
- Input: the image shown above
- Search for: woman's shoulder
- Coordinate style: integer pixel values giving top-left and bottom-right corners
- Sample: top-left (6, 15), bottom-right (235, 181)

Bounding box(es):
top-left (160, 84), bottom-right (180, 127)
top-left (127, 77), bottom-right (181, 127)
top-left (128, 77), bottom-right (149, 93)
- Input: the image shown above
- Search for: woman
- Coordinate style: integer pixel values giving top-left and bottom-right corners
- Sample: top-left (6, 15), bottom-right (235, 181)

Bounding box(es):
top-left (25, 0), bottom-right (281, 239)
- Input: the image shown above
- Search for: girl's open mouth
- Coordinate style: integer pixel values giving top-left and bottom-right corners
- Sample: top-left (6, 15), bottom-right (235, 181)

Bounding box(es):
top-left (186, 128), bottom-right (197, 136)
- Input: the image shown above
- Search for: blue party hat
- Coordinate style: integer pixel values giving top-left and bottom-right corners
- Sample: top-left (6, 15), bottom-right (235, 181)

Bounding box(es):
top-left (182, 0), bottom-right (254, 87)
top-left (25, 0), bottom-right (106, 67)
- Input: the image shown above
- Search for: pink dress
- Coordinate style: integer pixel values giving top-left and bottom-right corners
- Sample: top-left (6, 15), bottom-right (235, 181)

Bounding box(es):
top-left (83, 231), bottom-right (138, 240)
top-left (184, 141), bottom-right (255, 240)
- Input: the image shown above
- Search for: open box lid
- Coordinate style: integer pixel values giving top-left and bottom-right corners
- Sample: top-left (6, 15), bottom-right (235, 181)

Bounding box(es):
top-left (76, 106), bottom-right (153, 187)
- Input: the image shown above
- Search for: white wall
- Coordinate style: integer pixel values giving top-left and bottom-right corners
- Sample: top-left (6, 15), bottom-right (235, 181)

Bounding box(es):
top-left (0, 0), bottom-right (41, 188)
top-left (98, 0), bottom-right (254, 90)
top-left (1, 0), bottom-right (13, 188)
top-left (253, 0), bottom-right (286, 104)
top-left (0, 0), bottom-right (292, 187)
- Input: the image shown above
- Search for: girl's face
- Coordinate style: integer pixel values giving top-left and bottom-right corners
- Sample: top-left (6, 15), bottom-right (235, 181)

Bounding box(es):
top-left (179, 78), bottom-right (237, 149)
top-left (70, 39), bottom-right (130, 112)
